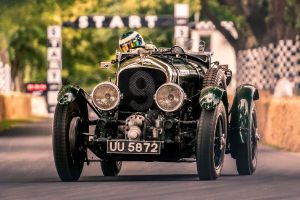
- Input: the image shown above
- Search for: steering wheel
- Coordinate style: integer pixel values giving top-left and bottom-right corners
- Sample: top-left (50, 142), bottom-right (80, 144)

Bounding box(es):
top-left (170, 45), bottom-right (185, 55)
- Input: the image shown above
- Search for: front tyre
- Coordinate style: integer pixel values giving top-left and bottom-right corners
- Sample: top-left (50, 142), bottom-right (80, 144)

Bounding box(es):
top-left (53, 102), bottom-right (85, 181)
top-left (101, 161), bottom-right (122, 176)
top-left (196, 102), bottom-right (227, 180)
top-left (236, 104), bottom-right (258, 175)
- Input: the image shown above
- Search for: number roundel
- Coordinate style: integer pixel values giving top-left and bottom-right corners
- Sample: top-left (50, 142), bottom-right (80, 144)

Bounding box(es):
top-left (128, 70), bottom-right (155, 111)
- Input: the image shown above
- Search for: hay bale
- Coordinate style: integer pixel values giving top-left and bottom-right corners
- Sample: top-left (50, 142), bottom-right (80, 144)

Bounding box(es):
top-left (0, 94), bottom-right (5, 120)
top-left (255, 97), bottom-right (271, 138)
top-left (0, 92), bottom-right (32, 119)
top-left (264, 97), bottom-right (300, 152)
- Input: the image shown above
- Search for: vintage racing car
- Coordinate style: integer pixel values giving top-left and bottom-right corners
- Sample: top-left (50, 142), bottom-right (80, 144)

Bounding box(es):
top-left (53, 45), bottom-right (259, 181)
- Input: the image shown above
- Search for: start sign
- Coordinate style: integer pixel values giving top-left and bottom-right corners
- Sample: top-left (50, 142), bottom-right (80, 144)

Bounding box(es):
top-left (63, 15), bottom-right (174, 29)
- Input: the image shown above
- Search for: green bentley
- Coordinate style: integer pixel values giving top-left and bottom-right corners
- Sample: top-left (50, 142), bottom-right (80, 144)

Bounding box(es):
top-left (53, 46), bottom-right (259, 181)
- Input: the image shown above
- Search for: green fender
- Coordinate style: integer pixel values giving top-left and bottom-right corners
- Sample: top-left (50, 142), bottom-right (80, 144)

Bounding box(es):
top-left (57, 85), bottom-right (85, 105)
top-left (199, 86), bottom-right (228, 111)
top-left (56, 84), bottom-right (89, 120)
top-left (229, 84), bottom-right (259, 146)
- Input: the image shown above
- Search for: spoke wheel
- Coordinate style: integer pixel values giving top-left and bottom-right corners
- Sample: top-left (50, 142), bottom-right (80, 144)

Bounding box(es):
top-left (53, 102), bottom-right (86, 181)
top-left (236, 104), bottom-right (258, 175)
top-left (214, 116), bottom-right (226, 171)
top-left (196, 102), bottom-right (227, 180)
top-left (101, 161), bottom-right (122, 176)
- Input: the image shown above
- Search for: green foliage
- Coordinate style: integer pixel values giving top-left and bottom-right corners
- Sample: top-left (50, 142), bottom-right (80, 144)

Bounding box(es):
top-left (285, 0), bottom-right (300, 31)
top-left (0, 0), bottom-right (199, 91)
top-left (9, 26), bottom-right (47, 81)
top-left (202, 0), bottom-right (247, 30)
top-left (203, 0), bottom-right (300, 49)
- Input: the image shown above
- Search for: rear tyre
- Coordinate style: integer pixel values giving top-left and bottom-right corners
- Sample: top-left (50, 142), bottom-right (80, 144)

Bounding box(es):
top-left (196, 102), bottom-right (227, 180)
top-left (53, 102), bottom-right (85, 181)
top-left (236, 104), bottom-right (258, 175)
top-left (101, 161), bottom-right (122, 176)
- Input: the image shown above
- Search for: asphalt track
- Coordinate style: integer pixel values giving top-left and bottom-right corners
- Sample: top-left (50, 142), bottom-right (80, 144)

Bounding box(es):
top-left (0, 119), bottom-right (299, 200)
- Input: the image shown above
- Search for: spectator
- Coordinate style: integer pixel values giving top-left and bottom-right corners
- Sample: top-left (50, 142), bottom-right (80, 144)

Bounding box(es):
top-left (271, 73), bottom-right (281, 94)
top-left (273, 73), bottom-right (295, 97)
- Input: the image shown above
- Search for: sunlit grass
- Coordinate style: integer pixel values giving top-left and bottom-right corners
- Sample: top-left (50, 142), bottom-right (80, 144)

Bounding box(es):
top-left (0, 117), bottom-right (49, 132)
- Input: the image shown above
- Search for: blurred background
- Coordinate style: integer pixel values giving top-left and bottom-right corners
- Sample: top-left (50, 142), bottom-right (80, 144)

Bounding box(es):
top-left (0, 1), bottom-right (300, 199)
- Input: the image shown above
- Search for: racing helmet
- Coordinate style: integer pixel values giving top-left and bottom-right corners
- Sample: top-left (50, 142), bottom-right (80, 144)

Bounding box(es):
top-left (119, 31), bottom-right (145, 52)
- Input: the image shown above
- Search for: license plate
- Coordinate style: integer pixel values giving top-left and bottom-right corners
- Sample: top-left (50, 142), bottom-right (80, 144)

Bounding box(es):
top-left (107, 140), bottom-right (161, 155)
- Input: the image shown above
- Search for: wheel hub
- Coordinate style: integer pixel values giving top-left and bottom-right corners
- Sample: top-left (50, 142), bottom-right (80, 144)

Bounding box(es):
top-left (214, 116), bottom-right (225, 169)
top-left (69, 117), bottom-right (83, 158)
top-left (219, 134), bottom-right (226, 150)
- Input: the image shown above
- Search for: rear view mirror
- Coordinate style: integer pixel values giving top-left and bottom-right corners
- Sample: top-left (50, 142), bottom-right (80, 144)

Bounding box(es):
top-left (100, 61), bottom-right (112, 69)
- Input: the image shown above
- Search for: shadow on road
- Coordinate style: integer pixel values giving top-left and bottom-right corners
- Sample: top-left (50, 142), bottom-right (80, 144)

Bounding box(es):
top-left (6, 174), bottom-right (198, 183)
top-left (80, 174), bottom-right (199, 182)
top-left (79, 173), bottom-right (238, 182)
top-left (9, 173), bottom-right (241, 184)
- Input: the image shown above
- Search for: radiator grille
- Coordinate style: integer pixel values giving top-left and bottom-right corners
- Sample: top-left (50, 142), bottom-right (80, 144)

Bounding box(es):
top-left (118, 68), bottom-right (166, 111)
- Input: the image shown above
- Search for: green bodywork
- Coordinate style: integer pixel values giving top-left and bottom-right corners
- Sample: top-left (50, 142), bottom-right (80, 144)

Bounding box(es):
top-left (199, 86), bottom-right (225, 111)
top-left (57, 84), bottom-right (89, 121)
top-left (57, 85), bottom-right (85, 105)
top-left (229, 84), bottom-right (259, 146)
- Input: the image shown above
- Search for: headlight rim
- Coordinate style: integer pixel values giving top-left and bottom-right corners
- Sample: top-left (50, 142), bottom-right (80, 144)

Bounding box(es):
top-left (154, 83), bottom-right (186, 113)
top-left (91, 81), bottom-right (121, 111)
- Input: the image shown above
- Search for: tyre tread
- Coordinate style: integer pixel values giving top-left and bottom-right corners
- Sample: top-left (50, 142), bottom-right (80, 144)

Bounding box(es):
top-left (53, 103), bottom-right (83, 181)
top-left (203, 68), bottom-right (226, 89)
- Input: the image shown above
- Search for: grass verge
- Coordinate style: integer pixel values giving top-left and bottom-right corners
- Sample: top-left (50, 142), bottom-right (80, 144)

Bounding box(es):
top-left (0, 117), bottom-right (49, 132)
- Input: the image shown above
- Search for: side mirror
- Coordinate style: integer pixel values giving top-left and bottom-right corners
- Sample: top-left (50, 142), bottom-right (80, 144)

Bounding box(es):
top-left (100, 61), bottom-right (112, 69)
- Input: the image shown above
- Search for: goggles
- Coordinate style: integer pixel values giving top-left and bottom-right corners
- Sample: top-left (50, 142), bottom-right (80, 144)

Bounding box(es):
top-left (119, 37), bottom-right (143, 52)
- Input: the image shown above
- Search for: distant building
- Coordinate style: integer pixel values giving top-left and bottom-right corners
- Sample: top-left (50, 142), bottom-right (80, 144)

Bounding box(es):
top-left (190, 21), bottom-right (238, 92)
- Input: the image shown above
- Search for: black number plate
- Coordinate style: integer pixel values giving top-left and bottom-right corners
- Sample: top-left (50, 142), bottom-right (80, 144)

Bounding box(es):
top-left (107, 140), bottom-right (161, 155)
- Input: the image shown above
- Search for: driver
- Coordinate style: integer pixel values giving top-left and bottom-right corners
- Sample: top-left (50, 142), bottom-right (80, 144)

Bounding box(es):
top-left (119, 31), bottom-right (145, 52)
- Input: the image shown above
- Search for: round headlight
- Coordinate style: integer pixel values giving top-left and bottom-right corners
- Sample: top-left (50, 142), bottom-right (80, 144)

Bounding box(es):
top-left (91, 82), bottom-right (120, 111)
top-left (154, 83), bottom-right (186, 112)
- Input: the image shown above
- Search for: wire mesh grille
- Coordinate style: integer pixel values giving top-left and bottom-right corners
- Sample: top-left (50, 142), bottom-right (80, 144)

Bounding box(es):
top-left (118, 67), bottom-right (166, 111)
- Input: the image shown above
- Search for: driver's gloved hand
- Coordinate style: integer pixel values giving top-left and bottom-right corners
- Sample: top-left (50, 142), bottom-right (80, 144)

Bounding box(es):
top-left (218, 65), bottom-right (232, 86)
top-left (225, 69), bottom-right (232, 86)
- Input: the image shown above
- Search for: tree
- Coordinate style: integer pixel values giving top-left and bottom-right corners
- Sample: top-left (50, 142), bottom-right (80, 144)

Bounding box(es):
top-left (201, 0), bottom-right (300, 51)
top-left (8, 27), bottom-right (46, 91)
top-left (0, 0), bottom-right (56, 91)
